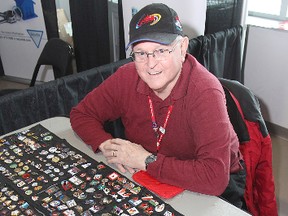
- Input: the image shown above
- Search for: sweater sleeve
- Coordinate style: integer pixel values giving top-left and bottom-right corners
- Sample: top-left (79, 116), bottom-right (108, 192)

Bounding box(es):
top-left (70, 69), bottom-right (123, 152)
top-left (147, 87), bottom-right (236, 196)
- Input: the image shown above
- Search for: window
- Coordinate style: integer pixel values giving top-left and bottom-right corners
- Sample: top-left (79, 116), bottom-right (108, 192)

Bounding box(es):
top-left (248, 0), bottom-right (288, 21)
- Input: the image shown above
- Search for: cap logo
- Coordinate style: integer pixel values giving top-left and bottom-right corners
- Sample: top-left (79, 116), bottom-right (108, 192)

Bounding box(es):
top-left (175, 16), bottom-right (183, 31)
top-left (136, 13), bottom-right (161, 29)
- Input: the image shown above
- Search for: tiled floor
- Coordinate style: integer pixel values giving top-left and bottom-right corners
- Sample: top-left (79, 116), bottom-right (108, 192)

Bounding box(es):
top-left (0, 76), bottom-right (288, 215)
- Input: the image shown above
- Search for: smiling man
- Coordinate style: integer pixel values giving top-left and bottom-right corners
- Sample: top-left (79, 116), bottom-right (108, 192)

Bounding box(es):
top-left (70, 3), bottom-right (246, 210)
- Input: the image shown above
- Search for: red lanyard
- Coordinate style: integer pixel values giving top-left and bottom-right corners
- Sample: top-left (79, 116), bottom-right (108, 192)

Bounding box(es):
top-left (148, 96), bottom-right (174, 151)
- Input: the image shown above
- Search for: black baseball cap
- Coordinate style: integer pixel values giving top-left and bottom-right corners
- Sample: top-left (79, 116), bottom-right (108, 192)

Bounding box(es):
top-left (126, 3), bottom-right (183, 50)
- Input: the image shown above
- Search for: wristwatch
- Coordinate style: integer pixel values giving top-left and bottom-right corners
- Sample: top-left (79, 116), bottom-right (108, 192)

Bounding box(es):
top-left (145, 154), bottom-right (157, 170)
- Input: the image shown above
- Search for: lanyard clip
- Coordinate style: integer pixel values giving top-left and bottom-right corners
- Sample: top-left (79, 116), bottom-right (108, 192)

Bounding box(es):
top-left (158, 126), bottom-right (166, 134)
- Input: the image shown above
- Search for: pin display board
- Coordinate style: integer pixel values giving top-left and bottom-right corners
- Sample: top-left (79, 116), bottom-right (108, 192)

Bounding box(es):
top-left (0, 124), bottom-right (183, 215)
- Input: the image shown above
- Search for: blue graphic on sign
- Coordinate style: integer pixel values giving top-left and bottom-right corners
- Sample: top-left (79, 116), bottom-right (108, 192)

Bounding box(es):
top-left (15, 0), bottom-right (38, 20)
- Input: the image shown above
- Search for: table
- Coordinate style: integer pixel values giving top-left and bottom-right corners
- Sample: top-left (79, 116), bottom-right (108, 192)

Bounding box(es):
top-left (1, 117), bottom-right (251, 216)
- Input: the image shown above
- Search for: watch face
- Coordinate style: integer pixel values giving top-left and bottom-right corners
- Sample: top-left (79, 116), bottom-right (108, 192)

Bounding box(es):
top-left (145, 154), bottom-right (157, 166)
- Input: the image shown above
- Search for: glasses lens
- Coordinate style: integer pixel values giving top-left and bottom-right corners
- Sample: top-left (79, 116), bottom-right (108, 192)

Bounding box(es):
top-left (154, 49), bottom-right (169, 61)
top-left (135, 52), bottom-right (145, 62)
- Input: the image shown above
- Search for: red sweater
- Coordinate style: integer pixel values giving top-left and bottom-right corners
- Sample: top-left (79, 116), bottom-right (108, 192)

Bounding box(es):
top-left (70, 54), bottom-right (242, 196)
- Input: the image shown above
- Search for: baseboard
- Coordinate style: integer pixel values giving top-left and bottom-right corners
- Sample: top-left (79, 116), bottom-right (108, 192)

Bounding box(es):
top-left (266, 121), bottom-right (288, 141)
top-left (1, 75), bottom-right (43, 85)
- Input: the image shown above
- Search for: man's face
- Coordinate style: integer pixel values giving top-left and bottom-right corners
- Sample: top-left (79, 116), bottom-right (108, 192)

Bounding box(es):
top-left (132, 39), bottom-right (184, 98)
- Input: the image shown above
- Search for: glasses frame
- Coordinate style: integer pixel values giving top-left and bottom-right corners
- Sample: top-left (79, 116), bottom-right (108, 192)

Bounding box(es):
top-left (130, 39), bottom-right (182, 63)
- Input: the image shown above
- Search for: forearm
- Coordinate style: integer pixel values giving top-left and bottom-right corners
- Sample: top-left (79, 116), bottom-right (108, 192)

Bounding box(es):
top-left (70, 107), bottom-right (113, 152)
top-left (147, 153), bottom-right (230, 195)
top-left (70, 80), bottom-right (121, 151)
top-left (147, 120), bottom-right (232, 196)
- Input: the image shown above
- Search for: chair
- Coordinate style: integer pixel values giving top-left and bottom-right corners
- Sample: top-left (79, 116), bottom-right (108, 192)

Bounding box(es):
top-left (187, 26), bottom-right (243, 82)
top-left (29, 38), bottom-right (74, 87)
top-left (0, 38), bottom-right (74, 96)
top-left (219, 78), bottom-right (278, 216)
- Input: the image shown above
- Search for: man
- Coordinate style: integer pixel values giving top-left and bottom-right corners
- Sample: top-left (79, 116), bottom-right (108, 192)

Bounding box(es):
top-left (70, 3), bottom-right (246, 209)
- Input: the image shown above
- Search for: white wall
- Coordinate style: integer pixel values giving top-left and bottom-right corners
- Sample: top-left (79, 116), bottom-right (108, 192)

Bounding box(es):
top-left (243, 25), bottom-right (288, 129)
top-left (0, 0), bottom-right (52, 82)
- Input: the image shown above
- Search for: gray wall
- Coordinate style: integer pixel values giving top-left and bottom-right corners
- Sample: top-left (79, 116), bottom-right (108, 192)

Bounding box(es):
top-left (243, 25), bottom-right (288, 130)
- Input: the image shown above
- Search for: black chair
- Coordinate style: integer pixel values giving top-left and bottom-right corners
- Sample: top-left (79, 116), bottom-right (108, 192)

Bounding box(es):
top-left (219, 78), bottom-right (278, 215)
top-left (0, 38), bottom-right (74, 96)
top-left (29, 38), bottom-right (74, 87)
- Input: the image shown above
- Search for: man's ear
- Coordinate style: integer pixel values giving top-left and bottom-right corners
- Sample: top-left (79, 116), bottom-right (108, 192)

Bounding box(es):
top-left (181, 36), bottom-right (189, 60)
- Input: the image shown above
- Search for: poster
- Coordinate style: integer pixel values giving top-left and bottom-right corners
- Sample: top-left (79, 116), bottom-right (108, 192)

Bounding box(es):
top-left (0, 0), bottom-right (53, 82)
top-left (122, 0), bottom-right (207, 56)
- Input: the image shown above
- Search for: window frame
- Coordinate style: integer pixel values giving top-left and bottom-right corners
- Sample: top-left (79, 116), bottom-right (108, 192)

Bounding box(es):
top-left (248, 0), bottom-right (288, 21)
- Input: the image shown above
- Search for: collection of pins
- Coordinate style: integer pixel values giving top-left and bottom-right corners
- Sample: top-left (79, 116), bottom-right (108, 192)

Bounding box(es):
top-left (0, 124), bottom-right (183, 216)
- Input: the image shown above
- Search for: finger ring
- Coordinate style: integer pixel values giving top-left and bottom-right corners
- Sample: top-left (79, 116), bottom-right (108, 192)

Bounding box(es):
top-left (112, 150), bottom-right (116, 157)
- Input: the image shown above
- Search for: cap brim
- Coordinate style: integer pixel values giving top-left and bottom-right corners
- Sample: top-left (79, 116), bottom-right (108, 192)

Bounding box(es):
top-left (126, 33), bottom-right (178, 50)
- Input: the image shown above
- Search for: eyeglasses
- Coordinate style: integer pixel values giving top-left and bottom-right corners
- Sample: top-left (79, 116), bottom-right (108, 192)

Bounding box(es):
top-left (130, 39), bottom-right (181, 63)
